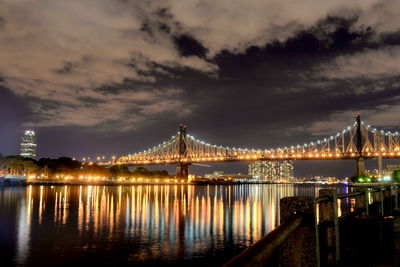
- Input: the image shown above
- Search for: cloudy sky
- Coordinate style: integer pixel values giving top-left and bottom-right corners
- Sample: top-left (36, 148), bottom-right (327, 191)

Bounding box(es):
top-left (1, 0), bottom-right (400, 177)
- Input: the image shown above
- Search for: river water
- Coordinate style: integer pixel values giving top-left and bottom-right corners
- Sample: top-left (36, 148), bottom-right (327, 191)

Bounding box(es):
top-left (0, 184), bottom-right (348, 266)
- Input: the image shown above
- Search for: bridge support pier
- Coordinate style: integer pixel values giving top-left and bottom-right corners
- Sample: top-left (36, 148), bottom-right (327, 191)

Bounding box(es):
top-left (176, 163), bottom-right (190, 179)
top-left (356, 157), bottom-right (366, 176)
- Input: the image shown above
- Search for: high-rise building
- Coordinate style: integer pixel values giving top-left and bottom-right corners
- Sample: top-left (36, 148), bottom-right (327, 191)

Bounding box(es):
top-left (20, 130), bottom-right (37, 159)
top-left (248, 160), bottom-right (293, 182)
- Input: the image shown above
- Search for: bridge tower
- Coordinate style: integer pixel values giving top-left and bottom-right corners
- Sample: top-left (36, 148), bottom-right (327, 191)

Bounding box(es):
top-left (356, 114), bottom-right (366, 176)
top-left (176, 124), bottom-right (190, 179)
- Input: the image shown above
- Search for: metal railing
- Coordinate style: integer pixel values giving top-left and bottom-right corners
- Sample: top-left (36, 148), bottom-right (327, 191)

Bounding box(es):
top-left (224, 184), bottom-right (400, 267)
top-left (314, 185), bottom-right (399, 266)
top-left (223, 213), bottom-right (303, 267)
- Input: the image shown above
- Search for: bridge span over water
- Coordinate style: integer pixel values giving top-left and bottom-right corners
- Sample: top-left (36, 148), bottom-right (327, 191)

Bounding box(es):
top-left (102, 116), bottom-right (400, 178)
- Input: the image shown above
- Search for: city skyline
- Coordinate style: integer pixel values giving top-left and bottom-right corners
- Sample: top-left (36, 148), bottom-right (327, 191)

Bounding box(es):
top-left (1, 1), bottom-right (400, 177)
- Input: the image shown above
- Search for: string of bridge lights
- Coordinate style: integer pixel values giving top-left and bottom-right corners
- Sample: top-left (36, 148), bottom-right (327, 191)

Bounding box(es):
top-left (81, 121), bottom-right (400, 162)
top-left (185, 124), bottom-right (356, 153)
top-left (364, 122), bottom-right (400, 136)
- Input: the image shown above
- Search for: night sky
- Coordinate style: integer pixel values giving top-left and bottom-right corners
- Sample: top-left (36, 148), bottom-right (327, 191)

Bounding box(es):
top-left (1, 1), bottom-right (400, 177)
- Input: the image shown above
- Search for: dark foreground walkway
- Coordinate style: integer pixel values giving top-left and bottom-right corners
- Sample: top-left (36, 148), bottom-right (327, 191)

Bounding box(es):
top-left (338, 216), bottom-right (400, 267)
top-left (393, 217), bottom-right (400, 267)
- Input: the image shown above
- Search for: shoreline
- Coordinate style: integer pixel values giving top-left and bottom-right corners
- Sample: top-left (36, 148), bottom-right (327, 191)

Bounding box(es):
top-left (348, 182), bottom-right (400, 187)
top-left (23, 180), bottom-right (347, 186)
top-left (0, 181), bottom-right (390, 187)
top-left (26, 180), bottom-right (188, 186)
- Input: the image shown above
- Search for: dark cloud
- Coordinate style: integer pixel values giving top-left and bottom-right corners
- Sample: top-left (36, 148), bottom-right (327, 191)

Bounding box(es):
top-left (216, 16), bottom-right (375, 76)
top-left (56, 61), bottom-right (74, 74)
top-left (0, 17), bottom-right (6, 29)
top-left (380, 32), bottom-right (400, 45)
top-left (174, 34), bottom-right (208, 58)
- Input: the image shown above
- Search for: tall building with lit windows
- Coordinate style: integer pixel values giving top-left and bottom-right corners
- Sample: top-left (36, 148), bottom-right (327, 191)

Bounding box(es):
top-left (248, 160), bottom-right (293, 182)
top-left (20, 130), bottom-right (37, 159)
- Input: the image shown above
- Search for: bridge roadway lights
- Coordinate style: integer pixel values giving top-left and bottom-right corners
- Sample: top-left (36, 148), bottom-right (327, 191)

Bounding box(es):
top-left (176, 163), bottom-right (190, 179)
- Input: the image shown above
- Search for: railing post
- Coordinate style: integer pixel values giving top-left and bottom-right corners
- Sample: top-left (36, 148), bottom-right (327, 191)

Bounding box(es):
top-left (313, 199), bottom-right (321, 267)
top-left (365, 189), bottom-right (369, 215)
top-left (380, 187), bottom-right (384, 216)
top-left (353, 187), bottom-right (367, 214)
top-left (332, 192), bottom-right (340, 263)
top-left (280, 197), bottom-right (317, 267)
top-left (319, 189), bottom-right (340, 264)
top-left (383, 187), bottom-right (393, 215)
top-left (370, 188), bottom-right (380, 215)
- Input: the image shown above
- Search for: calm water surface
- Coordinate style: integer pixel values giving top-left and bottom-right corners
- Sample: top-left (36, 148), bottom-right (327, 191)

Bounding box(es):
top-left (0, 184), bottom-right (348, 266)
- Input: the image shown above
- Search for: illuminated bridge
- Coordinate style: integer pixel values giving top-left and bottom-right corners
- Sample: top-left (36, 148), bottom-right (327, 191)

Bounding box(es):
top-left (106, 115), bottom-right (400, 178)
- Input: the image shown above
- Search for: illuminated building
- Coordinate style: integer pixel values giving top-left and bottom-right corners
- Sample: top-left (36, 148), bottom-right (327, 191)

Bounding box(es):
top-left (382, 164), bottom-right (400, 179)
top-left (20, 130), bottom-right (37, 159)
top-left (384, 164), bottom-right (400, 173)
top-left (248, 160), bottom-right (293, 182)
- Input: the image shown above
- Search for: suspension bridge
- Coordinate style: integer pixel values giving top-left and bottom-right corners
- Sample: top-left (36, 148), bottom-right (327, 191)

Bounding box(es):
top-left (102, 115), bottom-right (400, 178)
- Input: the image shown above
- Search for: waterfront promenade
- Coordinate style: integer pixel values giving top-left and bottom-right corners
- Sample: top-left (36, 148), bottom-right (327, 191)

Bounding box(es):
top-left (225, 185), bottom-right (400, 267)
top-left (337, 215), bottom-right (400, 267)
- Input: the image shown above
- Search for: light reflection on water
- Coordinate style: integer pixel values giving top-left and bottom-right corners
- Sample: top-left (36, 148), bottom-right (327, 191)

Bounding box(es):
top-left (0, 184), bottom-right (346, 266)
